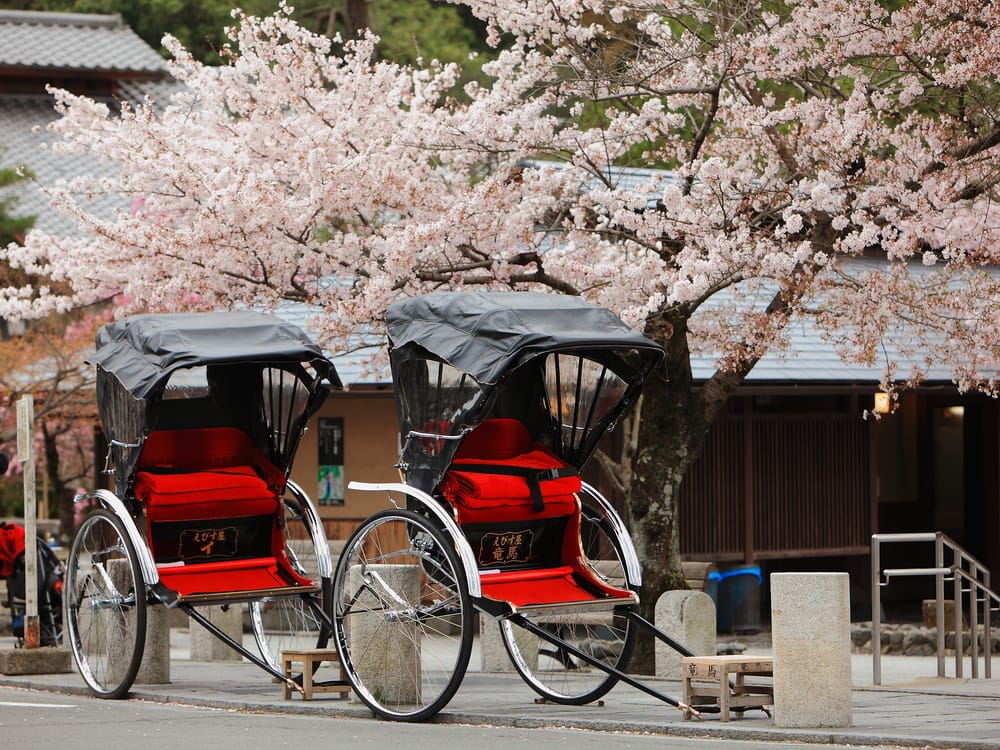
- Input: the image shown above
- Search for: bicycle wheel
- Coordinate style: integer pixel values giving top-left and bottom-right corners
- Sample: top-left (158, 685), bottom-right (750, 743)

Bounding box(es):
top-left (333, 508), bottom-right (473, 721)
top-left (66, 508), bottom-right (147, 699)
top-left (250, 493), bottom-right (331, 671)
top-left (499, 501), bottom-right (637, 704)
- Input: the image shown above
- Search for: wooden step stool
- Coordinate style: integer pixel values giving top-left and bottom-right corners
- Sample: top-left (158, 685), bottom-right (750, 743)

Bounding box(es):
top-left (682, 655), bottom-right (773, 721)
top-left (281, 648), bottom-right (351, 701)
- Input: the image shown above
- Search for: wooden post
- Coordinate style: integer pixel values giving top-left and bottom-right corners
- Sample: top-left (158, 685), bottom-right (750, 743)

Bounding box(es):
top-left (16, 395), bottom-right (39, 649)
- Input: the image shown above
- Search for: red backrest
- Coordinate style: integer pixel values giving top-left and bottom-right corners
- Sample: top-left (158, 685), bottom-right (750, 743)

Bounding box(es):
top-left (455, 418), bottom-right (533, 460)
top-left (140, 427), bottom-right (261, 470)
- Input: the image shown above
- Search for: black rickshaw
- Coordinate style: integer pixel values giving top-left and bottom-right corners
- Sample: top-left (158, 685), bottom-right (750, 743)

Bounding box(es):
top-left (335, 291), bottom-right (703, 721)
top-left (69, 311), bottom-right (339, 698)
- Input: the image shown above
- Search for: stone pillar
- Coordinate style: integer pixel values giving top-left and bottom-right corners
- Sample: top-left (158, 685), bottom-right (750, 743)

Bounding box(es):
top-left (771, 572), bottom-right (852, 728)
top-left (349, 564), bottom-right (421, 704)
top-left (190, 605), bottom-right (243, 662)
top-left (480, 616), bottom-right (539, 672)
top-left (654, 590), bottom-right (716, 678)
top-left (108, 559), bottom-right (169, 683)
top-left (135, 603), bottom-right (171, 683)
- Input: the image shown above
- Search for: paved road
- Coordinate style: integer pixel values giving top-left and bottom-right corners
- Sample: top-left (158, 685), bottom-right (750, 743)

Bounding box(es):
top-left (3, 632), bottom-right (1000, 749)
top-left (0, 685), bottom-right (897, 750)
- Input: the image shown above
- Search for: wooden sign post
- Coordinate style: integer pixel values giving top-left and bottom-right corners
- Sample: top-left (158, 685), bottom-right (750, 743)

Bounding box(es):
top-left (16, 395), bottom-right (39, 649)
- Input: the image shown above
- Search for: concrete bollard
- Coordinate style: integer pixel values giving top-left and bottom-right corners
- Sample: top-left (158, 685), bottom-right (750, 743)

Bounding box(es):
top-left (770, 572), bottom-right (852, 728)
top-left (348, 564), bottom-right (421, 704)
top-left (107, 558), bottom-right (169, 681)
top-left (135, 603), bottom-right (171, 683)
top-left (654, 590), bottom-right (716, 678)
top-left (190, 605), bottom-right (243, 662)
top-left (479, 616), bottom-right (539, 672)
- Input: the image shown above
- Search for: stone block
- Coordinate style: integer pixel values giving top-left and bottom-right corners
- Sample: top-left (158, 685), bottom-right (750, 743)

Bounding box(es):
top-left (770, 572), bottom-right (852, 728)
top-left (190, 605), bottom-right (243, 662)
top-left (654, 590), bottom-right (716, 679)
top-left (922, 599), bottom-right (966, 630)
top-left (135, 603), bottom-right (170, 683)
top-left (479, 615), bottom-right (539, 672)
top-left (348, 564), bottom-right (420, 704)
top-left (0, 646), bottom-right (72, 675)
top-left (105, 558), bottom-right (169, 680)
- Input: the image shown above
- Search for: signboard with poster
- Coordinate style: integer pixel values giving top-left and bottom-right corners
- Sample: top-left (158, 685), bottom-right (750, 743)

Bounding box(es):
top-left (317, 417), bottom-right (345, 506)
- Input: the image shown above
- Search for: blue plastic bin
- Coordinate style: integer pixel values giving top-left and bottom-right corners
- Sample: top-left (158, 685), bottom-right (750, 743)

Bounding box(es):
top-left (715, 566), bottom-right (763, 634)
top-left (705, 570), bottom-right (721, 609)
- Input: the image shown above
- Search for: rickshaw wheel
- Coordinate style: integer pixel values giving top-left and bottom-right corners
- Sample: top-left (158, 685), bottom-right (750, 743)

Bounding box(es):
top-left (499, 502), bottom-right (637, 704)
top-left (249, 494), bottom-right (331, 672)
top-left (66, 508), bottom-right (147, 699)
top-left (333, 508), bottom-right (473, 722)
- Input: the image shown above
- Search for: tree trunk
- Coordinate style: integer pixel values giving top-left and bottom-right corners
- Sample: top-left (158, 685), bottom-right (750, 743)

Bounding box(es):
top-left (342, 0), bottom-right (369, 36)
top-left (41, 422), bottom-right (73, 545)
top-left (624, 311), bottom-right (740, 674)
top-left (625, 373), bottom-right (702, 673)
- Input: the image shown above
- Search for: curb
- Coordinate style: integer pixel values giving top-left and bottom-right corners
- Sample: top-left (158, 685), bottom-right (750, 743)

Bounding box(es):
top-left (2, 673), bottom-right (998, 750)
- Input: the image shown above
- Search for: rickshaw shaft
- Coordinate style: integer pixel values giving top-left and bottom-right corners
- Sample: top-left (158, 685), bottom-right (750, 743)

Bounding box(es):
top-left (508, 613), bottom-right (701, 717)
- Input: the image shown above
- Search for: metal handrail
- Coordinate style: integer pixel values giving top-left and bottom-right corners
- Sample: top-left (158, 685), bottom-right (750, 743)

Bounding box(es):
top-left (871, 532), bottom-right (1000, 685)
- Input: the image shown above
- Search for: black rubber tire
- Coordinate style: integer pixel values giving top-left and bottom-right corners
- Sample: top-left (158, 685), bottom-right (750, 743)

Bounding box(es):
top-left (66, 508), bottom-right (147, 699)
top-left (333, 508), bottom-right (473, 721)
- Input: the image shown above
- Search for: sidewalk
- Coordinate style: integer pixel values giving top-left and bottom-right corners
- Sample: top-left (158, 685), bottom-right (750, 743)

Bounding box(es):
top-left (2, 630), bottom-right (1000, 749)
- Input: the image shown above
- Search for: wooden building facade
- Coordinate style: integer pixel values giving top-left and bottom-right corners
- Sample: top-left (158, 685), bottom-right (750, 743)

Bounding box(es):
top-left (675, 386), bottom-right (1000, 618)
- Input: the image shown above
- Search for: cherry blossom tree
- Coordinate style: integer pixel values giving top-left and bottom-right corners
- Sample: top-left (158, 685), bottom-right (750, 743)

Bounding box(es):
top-left (3, 1), bottom-right (1000, 668)
top-left (0, 313), bottom-right (102, 539)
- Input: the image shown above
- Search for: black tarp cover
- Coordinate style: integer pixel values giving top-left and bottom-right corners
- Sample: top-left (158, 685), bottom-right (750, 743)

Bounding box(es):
top-left (387, 291), bottom-right (665, 491)
top-left (89, 311), bottom-right (340, 496)
top-left (388, 291), bottom-right (663, 387)
top-left (90, 310), bottom-right (340, 399)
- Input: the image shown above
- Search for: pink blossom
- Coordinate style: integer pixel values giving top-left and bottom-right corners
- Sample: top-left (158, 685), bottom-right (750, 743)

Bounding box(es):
top-left (1, 1), bottom-right (998, 388)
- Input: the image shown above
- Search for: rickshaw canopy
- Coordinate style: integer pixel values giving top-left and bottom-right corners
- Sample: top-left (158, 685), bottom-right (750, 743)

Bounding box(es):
top-left (388, 291), bottom-right (661, 387)
top-left (89, 311), bottom-right (340, 496)
top-left (387, 292), bottom-right (665, 492)
top-left (90, 310), bottom-right (340, 399)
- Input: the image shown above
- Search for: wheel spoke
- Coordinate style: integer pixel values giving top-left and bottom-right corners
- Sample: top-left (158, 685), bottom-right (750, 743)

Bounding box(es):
top-left (499, 502), bottom-right (636, 704)
top-left (333, 509), bottom-right (472, 722)
top-left (66, 509), bottom-right (146, 699)
top-left (250, 494), bottom-right (331, 671)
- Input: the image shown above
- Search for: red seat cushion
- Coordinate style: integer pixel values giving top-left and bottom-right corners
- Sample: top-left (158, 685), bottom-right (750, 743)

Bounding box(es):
top-left (443, 450), bottom-right (581, 523)
top-left (135, 466), bottom-right (278, 522)
top-left (138, 427), bottom-right (285, 488)
top-left (441, 421), bottom-right (581, 524)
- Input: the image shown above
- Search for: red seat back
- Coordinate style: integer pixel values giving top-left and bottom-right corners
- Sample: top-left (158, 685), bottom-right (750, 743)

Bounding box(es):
top-left (454, 418), bottom-right (532, 460)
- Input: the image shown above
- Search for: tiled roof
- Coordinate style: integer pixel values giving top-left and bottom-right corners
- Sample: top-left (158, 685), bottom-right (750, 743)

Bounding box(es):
top-left (274, 302), bottom-right (391, 387)
top-left (696, 314), bottom-right (956, 384)
top-left (0, 10), bottom-right (167, 74)
top-left (0, 94), bottom-right (123, 236)
top-left (0, 12), bottom-right (178, 236)
top-left (688, 258), bottom-right (965, 385)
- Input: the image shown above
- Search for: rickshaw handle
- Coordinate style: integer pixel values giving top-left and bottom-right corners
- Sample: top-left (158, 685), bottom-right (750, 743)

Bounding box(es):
top-left (102, 439), bottom-right (144, 475)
